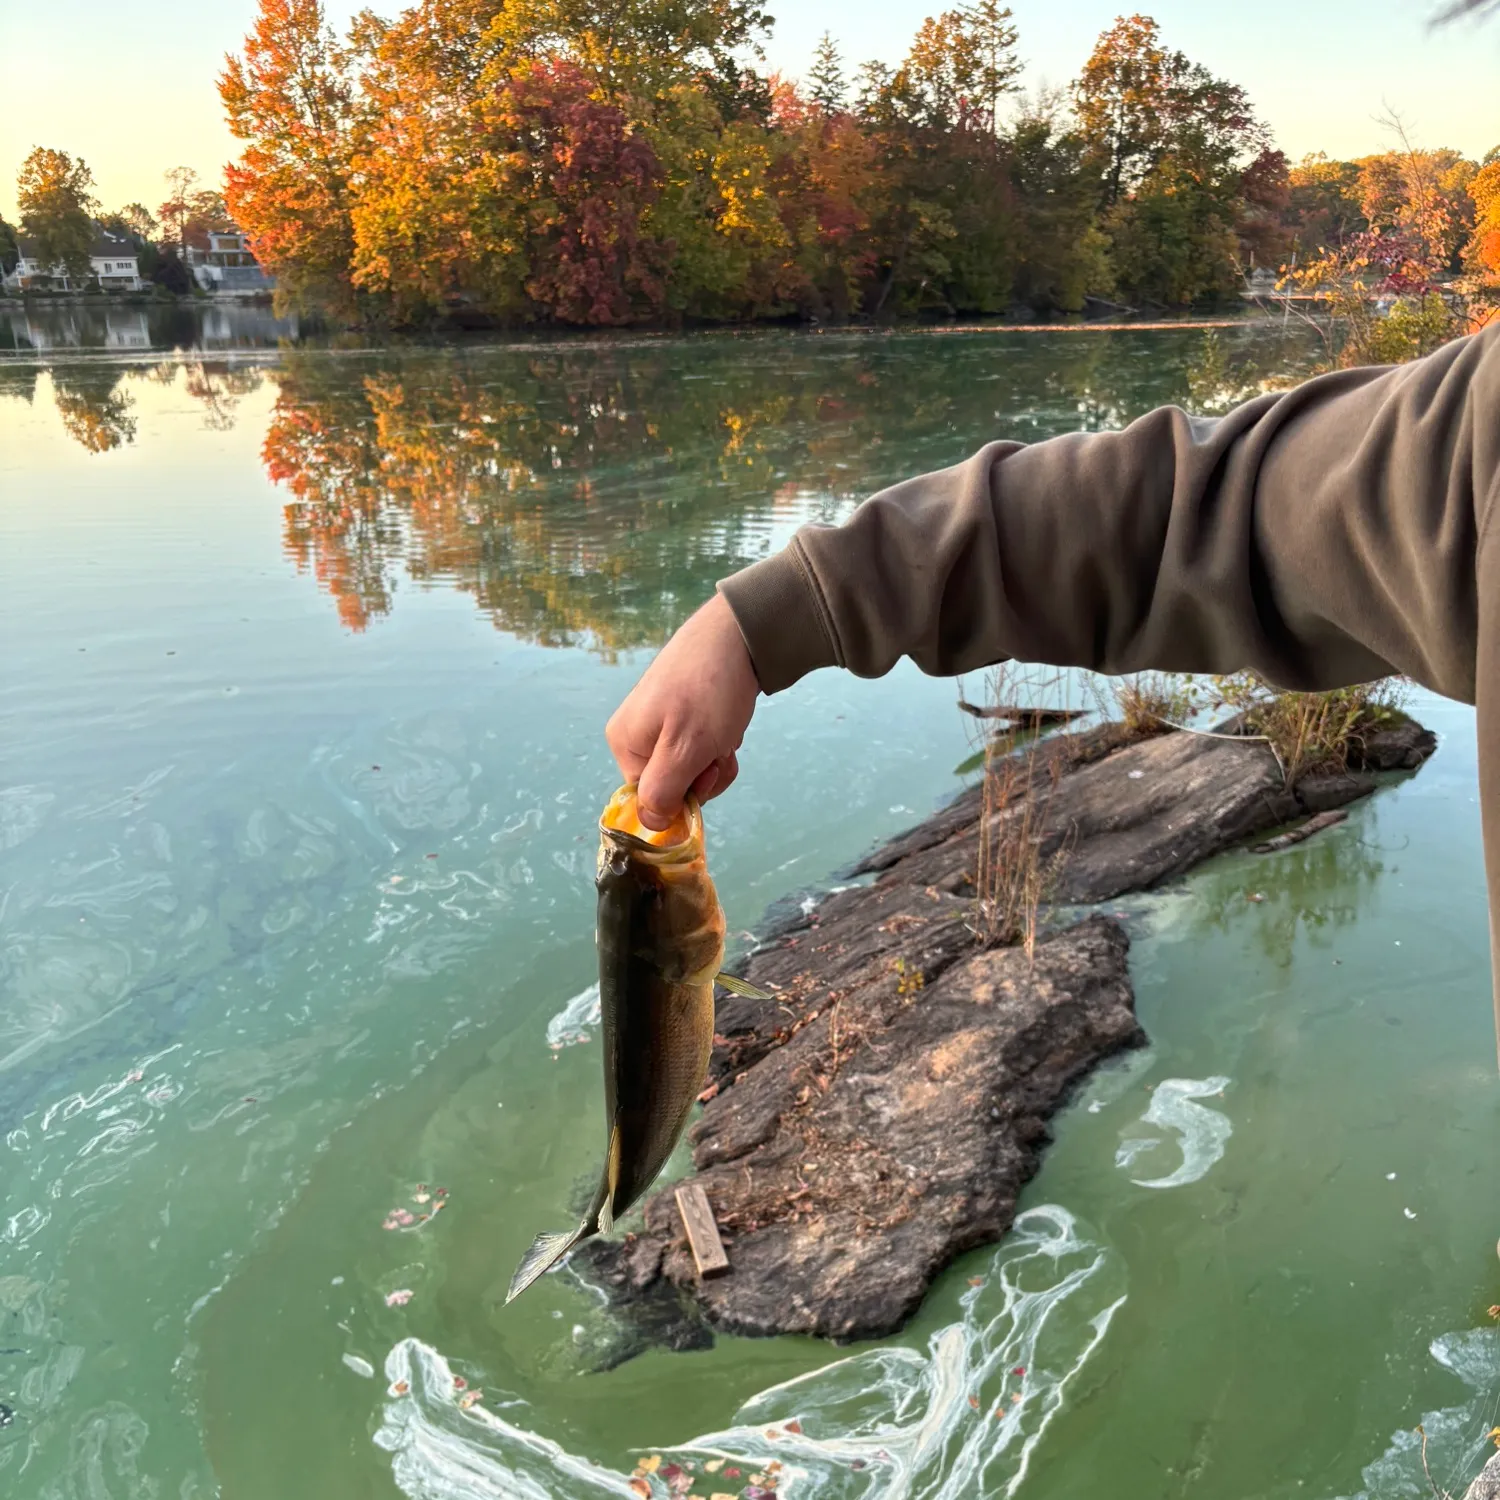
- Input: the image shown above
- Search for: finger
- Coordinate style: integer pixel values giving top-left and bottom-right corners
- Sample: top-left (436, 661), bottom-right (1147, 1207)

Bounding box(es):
top-left (636, 731), bottom-right (709, 830)
top-left (605, 708), bottom-right (653, 785)
top-left (699, 752), bottom-right (738, 803)
top-left (690, 762), bottom-right (720, 803)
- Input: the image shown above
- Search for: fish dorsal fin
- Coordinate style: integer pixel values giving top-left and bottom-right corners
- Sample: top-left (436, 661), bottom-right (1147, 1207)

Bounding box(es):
top-left (599, 1125), bottom-right (622, 1235)
top-left (715, 971), bottom-right (773, 1001)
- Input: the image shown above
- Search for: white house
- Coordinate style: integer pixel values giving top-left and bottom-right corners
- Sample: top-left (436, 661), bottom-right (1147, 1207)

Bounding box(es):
top-left (186, 229), bottom-right (273, 294)
top-left (2, 227), bottom-right (143, 292)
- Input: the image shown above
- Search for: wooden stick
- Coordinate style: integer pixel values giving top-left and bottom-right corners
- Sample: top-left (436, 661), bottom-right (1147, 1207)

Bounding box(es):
top-left (675, 1182), bottom-right (730, 1279)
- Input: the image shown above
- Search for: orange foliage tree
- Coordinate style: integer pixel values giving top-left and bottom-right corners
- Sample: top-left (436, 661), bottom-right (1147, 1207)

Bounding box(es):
top-left (220, 0), bottom-right (360, 317)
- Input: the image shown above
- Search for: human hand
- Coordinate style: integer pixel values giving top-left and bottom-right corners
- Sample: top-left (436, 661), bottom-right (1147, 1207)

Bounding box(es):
top-left (605, 592), bottom-right (761, 831)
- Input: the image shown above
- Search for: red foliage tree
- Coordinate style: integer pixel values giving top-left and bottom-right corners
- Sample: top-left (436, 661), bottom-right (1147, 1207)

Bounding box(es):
top-left (500, 60), bottom-right (670, 325)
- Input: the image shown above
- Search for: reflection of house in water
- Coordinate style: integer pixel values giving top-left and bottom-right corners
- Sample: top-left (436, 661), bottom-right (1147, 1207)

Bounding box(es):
top-left (196, 304), bottom-right (298, 346)
top-left (186, 230), bottom-right (275, 296)
top-left (2, 306), bottom-right (151, 350)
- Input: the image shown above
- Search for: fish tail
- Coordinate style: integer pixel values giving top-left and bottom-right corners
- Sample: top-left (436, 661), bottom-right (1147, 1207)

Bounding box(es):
top-left (505, 1222), bottom-right (588, 1304)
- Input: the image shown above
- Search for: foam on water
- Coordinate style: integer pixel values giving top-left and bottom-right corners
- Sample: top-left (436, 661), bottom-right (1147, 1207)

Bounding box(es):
top-left (1115, 1077), bottom-right (1232, 1190)
top-left (545, 984), bottom-right (601, 1050)
top-left (374, 1206), bottom-right (1126, 1499)
top-left (1332, 1328), bottom-right (1500, 1500)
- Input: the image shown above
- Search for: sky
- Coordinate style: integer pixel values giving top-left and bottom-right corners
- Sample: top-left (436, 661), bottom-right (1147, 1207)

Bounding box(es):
top-left (2, 0), bottom-right (1498, 222)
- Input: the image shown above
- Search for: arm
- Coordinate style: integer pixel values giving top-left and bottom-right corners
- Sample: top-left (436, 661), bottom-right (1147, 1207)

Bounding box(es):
top-left (612, 325), bottom-right (1500, 825)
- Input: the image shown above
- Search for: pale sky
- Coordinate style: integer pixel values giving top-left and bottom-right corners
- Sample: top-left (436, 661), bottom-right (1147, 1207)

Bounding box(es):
top-left (2, 0), bottom-right (1497, 222)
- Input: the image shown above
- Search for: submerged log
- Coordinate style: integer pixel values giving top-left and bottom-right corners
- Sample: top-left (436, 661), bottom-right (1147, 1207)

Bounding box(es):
top-left (957, 701), bottom-right (1090, 727)
top-left (1252, 809), bottom-right (1348, 854)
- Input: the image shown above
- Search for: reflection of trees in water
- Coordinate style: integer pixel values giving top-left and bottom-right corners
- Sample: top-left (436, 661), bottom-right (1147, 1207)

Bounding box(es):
top-left (143, 360), bottom-right (267, 431)
top-left (50, 366), bottom-right (138, 453)
top-left (1190, 811), bottom-right (1388, 969)
top-left (0, 365), bottom-right (39, 403)
top-left (21, 361), bottom-right (268, 454)
top-left (266, 329), bottom-right (1320, 649)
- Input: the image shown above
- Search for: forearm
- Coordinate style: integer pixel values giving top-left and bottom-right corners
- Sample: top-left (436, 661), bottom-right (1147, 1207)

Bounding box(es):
top-left (720, 327), bottom-right (1500, 704)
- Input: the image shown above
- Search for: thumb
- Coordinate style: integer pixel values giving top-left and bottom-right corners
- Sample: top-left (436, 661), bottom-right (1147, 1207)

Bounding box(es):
top-left (635, 733), bottom-right (707, 831)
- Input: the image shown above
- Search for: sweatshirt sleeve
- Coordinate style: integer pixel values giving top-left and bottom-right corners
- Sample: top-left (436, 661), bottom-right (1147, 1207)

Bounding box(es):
top-left (718, 324), bottom-right (1500, 707)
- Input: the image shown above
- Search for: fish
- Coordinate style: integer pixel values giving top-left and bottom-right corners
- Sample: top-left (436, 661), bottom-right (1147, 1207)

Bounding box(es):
top-left (506, 784), bottom-right (767, 1303)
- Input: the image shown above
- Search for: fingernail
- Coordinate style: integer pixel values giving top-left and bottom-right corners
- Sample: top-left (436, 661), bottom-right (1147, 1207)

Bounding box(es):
top-left (638, 806), bottom-right (668, 830)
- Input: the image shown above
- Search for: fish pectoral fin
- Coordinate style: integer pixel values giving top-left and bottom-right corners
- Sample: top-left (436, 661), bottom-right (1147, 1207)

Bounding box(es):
top-left (599, 1125), bottom-right (622, 1235)
top-left (715, 971), bottom-right (773, 1000)
top-left (505, 1223), bottom-right (587, 1304)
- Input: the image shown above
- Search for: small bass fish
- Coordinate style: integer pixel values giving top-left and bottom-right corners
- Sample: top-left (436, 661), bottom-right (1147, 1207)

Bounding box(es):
top-left (506, 784), bottom-right (765, 1303)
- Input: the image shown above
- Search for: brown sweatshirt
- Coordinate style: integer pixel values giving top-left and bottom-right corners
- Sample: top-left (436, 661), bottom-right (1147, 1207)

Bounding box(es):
top-left (718, 322), bottom-right (1500, 1051)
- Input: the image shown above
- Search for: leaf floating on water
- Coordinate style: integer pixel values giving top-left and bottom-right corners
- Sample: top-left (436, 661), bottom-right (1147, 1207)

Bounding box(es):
top-left (458, 1389), bottom-right (484, 1411)
top-left (1013, 1366), bottom-right (1026, 1376)
top-left (636, 1455), bottom-right (662, 1475)
top-left (389, 1380), bottom-right (409, 1396)
top-left (628, 1481), bottom-right (651, 1499)
top-left (703, 1460), bottom-right (724, 1473)
top-left (967, 1395), bottom-right (980, 1410)
top-left (784, 1421), bottom-right (802, 1435)
top-left (452, 1376), bottom-right (467, 1390)
top-left (385, 1288), bottom-right (414, 1306)
top-left (967, 1277), bottom-right (984, 1287)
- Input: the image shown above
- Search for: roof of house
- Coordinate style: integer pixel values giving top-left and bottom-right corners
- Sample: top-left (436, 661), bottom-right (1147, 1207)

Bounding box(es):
top-left (14, 227), bottom-right (139, 263)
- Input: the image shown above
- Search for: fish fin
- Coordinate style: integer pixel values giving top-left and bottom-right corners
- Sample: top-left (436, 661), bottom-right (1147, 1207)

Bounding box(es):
top-left (505, 1224), bottom-right (586, 1304)
top-left (715, 971), bottom-right (773, 1001)
top-left (599, 1125), bottom-right (622, 1235)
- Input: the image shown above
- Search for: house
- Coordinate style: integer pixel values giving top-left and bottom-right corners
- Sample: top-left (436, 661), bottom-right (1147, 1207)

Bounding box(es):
top-left (2, 227), bottom-right (143, 292)
top-left (185, 229), bottom-right (273, 294)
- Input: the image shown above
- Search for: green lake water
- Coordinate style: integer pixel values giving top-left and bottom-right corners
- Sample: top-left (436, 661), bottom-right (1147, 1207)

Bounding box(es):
top-left (3, 321), bottom-right (1499, 1500)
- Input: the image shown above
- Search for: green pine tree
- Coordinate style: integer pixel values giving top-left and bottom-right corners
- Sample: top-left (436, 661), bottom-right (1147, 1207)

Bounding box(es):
top-left (809, 31), bottom-right (847, 111)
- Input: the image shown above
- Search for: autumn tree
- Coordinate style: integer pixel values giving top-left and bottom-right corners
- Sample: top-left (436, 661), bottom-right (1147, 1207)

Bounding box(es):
top-left (1468, 157), bottom-right (1500, 275)
top-left (158, 166), bottom-right (200, 253)
top-left (1356, 142), bottom-right (1477, 270)
top-left (808, 32), bottom-right (846, 112)
top-left (1075, 16), bottom-right (1270, 306)
top-left (1285, 153), bottom-right (1365, 257)
top-left (115, 203), bottom-right (160, 243)
top-left (1006, 93), bottom-right (1112, 313)
top-left (184, 189), bottom-right (236, 252)
top-left (220, 0), bottom-right (360, 317)
top-left (16, 148), bottom-right (98, 280)
top-left (0, 217), bottom-right (18, 275)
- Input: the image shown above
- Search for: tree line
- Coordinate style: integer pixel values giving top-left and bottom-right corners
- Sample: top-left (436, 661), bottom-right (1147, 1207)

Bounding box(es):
top-left (8, 1), bottom-right (1499, 328)
top-left (1, 154), bottom-right (238, 294)
top-left (201, 0), bottom-right (1495, 328)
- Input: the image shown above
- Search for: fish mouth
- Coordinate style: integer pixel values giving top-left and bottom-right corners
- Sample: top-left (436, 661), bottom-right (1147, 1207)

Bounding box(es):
top-left (599, 784), bottom-right (701, 857)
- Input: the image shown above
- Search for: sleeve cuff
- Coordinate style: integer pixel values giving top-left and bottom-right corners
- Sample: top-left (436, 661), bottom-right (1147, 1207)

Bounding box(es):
top-left (717, 541), bottom-right (842, 694)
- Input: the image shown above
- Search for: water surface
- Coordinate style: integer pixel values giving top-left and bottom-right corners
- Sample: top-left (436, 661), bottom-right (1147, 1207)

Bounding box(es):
top-left (3, 327), bottom-right (1498, 1500)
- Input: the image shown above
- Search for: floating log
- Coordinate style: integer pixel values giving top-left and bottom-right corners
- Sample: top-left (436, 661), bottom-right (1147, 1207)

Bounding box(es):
top-left (675, 1183), bottom-right (730, 1280)
top-left (1252, 809), bottom-right (1348, 854)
